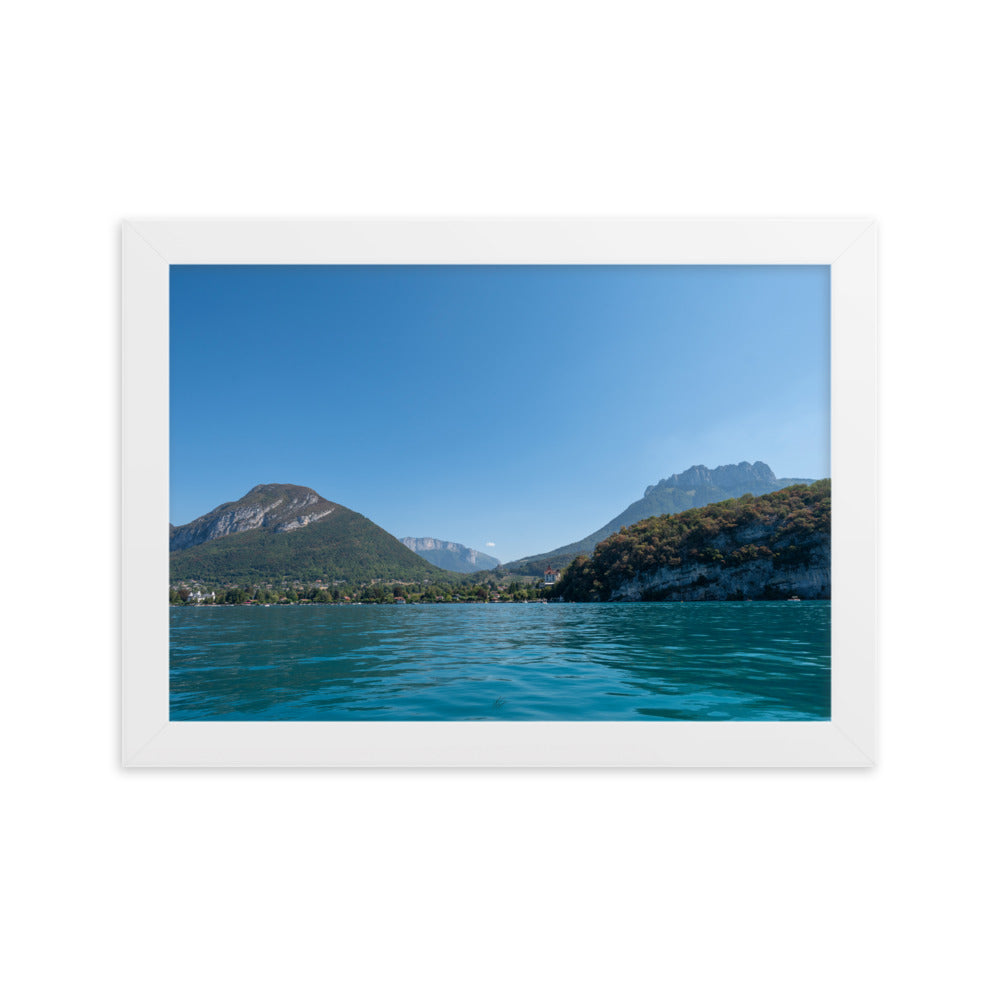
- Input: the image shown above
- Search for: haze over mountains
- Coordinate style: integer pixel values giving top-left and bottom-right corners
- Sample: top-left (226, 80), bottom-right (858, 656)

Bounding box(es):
top-left (399, 537), bottom-right (500, 573)
top-left (505, 462), bottom-right (815, 575)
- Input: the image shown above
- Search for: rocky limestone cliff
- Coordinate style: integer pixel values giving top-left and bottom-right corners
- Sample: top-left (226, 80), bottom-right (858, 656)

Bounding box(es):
top-left (553, 481), bottom-right (830, 602)
top-left (170, 484), bottom-right (337, 551)
top-left (604, 495), bottom-right (830, 601)
top-left (609, 540), bottom-right (830, 602)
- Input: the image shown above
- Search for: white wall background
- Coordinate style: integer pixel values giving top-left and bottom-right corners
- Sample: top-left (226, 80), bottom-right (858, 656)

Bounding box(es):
top-left (3, 2), bottom-right (996, 997)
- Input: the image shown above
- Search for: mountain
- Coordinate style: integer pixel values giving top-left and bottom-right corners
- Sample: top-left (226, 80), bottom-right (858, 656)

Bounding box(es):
top-left (399, 537), bottom-right (500, 573)
top-left (170, 484), bottom-right (456, 588)
top-left (170, 483), bottom-right (339, 551)
top-left (552, 481), bottom-right (831, 602)
top-left (507, 461), bottom-right (815, 575)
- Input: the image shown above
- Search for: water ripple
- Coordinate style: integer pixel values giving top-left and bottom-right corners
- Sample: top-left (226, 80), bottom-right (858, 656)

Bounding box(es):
top-left (170, 602), bottom-right (831, 721)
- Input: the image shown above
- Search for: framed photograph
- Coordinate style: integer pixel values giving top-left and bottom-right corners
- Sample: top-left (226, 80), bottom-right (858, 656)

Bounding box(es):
top-left (123, 218), bottom-right (876, 766)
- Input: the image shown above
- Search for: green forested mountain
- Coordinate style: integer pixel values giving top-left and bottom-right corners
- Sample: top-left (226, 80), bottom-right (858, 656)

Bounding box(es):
top-left (552, 480), bottom-right (831, 602)
top-left (170, 484), bottom-right (458, 588)
top-left (507, 461), bottom-right (814, 575)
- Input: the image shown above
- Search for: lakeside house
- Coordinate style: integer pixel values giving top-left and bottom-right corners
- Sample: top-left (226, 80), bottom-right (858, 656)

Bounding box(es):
top-left (543, 566), bottom-right (558, 586)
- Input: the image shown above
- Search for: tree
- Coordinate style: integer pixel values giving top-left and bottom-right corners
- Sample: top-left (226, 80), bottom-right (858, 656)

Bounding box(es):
top-left (360, 583), bottom-right (389, 603)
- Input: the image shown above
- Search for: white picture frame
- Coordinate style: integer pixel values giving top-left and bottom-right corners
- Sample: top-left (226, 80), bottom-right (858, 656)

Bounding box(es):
top-left (123, 217), bottom-right (877, 766)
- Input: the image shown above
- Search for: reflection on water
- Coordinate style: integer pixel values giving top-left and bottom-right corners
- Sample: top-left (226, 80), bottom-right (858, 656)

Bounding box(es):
top-left (170, 602), bottom-right (830, 721)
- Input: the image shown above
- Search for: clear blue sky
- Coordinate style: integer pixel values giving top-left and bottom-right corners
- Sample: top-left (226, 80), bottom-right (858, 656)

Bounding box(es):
top-left (170, 265), bottom-right (829, 563)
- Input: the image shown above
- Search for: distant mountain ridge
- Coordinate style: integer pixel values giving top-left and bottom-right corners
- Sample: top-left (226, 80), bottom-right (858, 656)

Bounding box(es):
top-left (170, 484), bottom-right (455, 588)
top-left (399, 537), bottom-right (500, 573)
top-left (644, 460), bottom-right (806, 497)
top-left (507, 461), bottom-right (815, 575)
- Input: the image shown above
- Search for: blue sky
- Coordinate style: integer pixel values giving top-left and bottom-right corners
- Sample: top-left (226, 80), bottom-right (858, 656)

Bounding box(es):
top-left (170, 265), bottom-right (829, 563)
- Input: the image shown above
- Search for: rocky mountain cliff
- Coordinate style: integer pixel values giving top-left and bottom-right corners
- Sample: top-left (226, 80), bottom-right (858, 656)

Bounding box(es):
top-left (645, 460), bottom-right (805, 498)
top-left (609, 540), bottom-right (829, 602)
top-left (399, 537), bottom-right (500, 573)
top-left (170, 484), bottom-right (337, 552)
top-left (553, 481), bottom-right (830, 602)
top-left (170, 484), bottom-right (457, 588)
top-left (507, 461), bottom-right (815, 575)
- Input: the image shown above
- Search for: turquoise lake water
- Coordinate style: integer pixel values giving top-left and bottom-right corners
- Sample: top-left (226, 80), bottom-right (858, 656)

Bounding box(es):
top-left (169, 602), bottom-right (830, 721)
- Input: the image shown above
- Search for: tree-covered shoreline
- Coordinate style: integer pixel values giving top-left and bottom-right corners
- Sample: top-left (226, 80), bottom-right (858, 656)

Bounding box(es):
top-left (170, 571), bottom-right (553, 606)
top-left (551, 480), bottom-right (831, 602)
